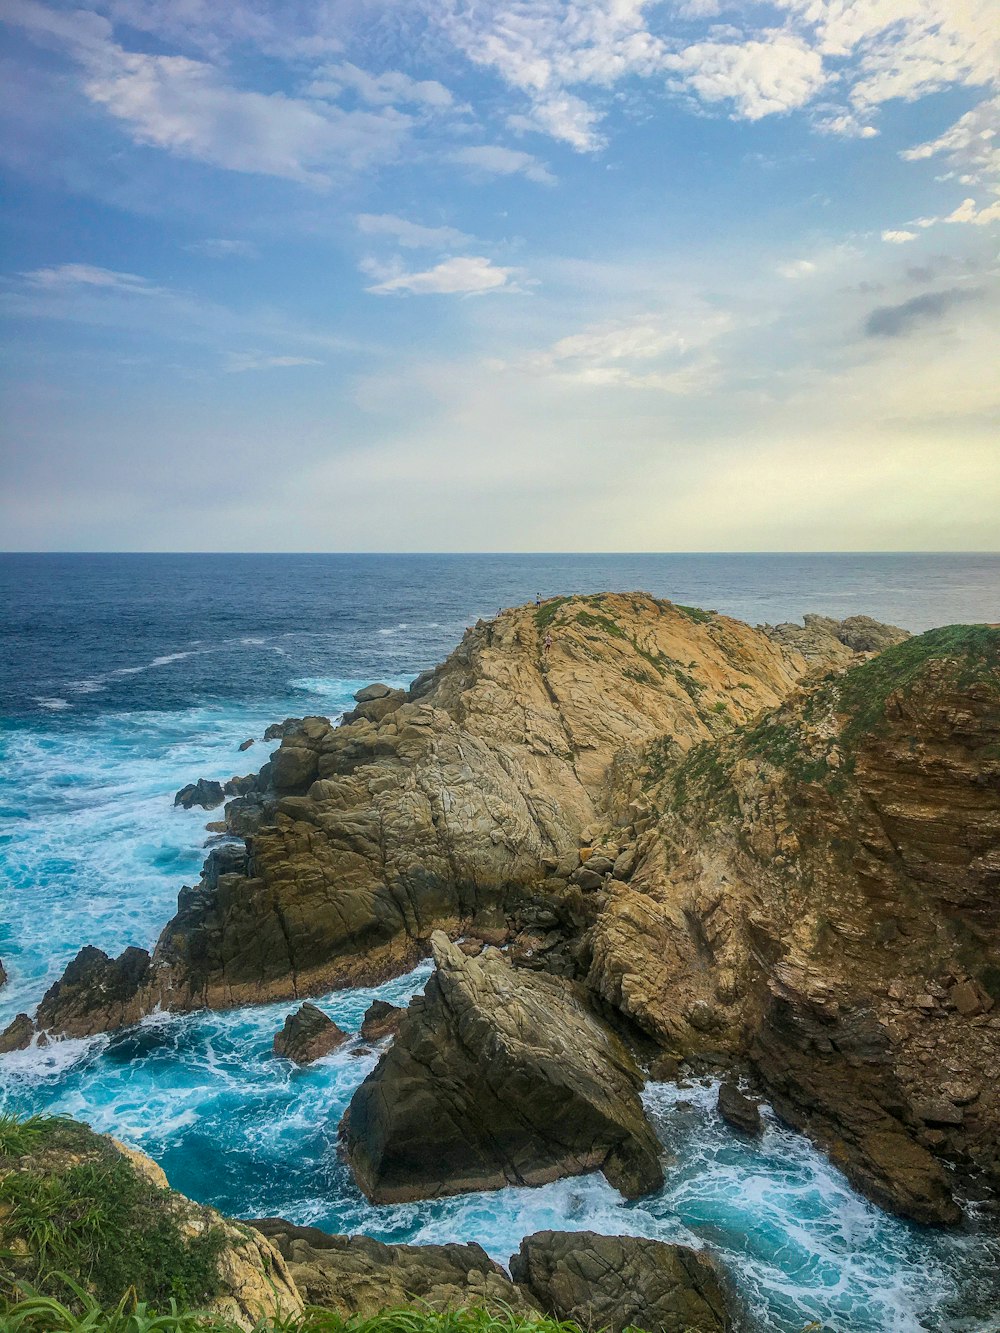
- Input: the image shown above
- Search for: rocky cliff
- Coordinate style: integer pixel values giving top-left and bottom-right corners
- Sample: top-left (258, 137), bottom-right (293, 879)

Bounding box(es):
top-left (587, 624), bottom-right (999, 1222)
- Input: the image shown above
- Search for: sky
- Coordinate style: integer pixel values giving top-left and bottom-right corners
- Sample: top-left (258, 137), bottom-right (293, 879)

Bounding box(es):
top-left (0, 0), bottom-right (998, 552)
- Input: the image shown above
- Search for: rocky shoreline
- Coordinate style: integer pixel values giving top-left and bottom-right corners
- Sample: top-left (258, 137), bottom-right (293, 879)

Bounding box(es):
top-left (2, 592), bottom-right (998, 1325)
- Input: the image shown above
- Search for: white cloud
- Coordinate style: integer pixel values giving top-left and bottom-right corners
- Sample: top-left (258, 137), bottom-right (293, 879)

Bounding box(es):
top-left (944, 196), bottom-right (1000, 226)
top-left (882, 229), bottom-right (917, 243)
top-left (813, 109), bottom-right (878, 138)
top-left (902, 97), bottom-right (1000, 187)
top-left (365, 255), bottom-right (518, 295)
top-left (355, 214), bottom-right (471, 248)
top-left (449, 144), bottom-right (556, 184)
top-left (83, 51), bottom-right (412, 187)
top-left (226, 353), bottom-right (323, 372)
top-left (22, 262), bottom-right (162, 294)
top-left (664, 33), bottom-right (827, 120)
top-left (185, 238), bottom-right (259, 258)
top-left (308, 62), bottom-right (454, 109)
top-left (777, 258), bottom-right (816, 278)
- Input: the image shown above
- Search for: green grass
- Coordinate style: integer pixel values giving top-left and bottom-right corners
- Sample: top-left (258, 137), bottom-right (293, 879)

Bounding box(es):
top-left (0, 1293), bottom-right (589, 1333)
top-left (673, 604), bottom-right (714, 624)
top-left (573, 610), bottom-right (625, 639)
top-left (533, 598), bottom-right (570, 631)
top-left (0, 1118), bottom-right (226, 1312)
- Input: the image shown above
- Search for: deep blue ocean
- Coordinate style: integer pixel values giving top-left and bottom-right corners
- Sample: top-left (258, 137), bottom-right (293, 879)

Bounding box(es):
top-left (2, 552), bottom-right (999, 1332)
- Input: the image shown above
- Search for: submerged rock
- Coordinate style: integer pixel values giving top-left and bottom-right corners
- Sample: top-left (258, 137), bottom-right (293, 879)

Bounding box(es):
top-left (510, 1230), bottom-right (734, 1332)
top-left (717, 1082), bottom-right (762, 1137)
top-left (174, 778), bottom-right (226, 810)
top-left (239, 738), bottom-right (255, 752)
top-left (252, 1219), bottom-right (538, 1316)
top-left (273, 1003), bottom-right (348, 1064)
top-left (340, 932), bottom-right (663, 1203)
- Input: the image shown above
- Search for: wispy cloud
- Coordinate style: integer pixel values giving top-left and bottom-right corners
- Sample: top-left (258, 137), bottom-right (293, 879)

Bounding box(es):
top-left (364, 255), bottom-right (519, 295)
top-left (308, 62), bottom-right (454, 110)
top-left (184, 238), bottom-right (259, 259)
top-left (355, 213), bottom-right (471, 249)
top-left (448, 145), bottom-right (555, 184)
top-left (881, 229), bottom-right (916, 244)
top-left (22, 262), bottom-right (163, 294)
top-left (225, 352), bottom-right (323, 372)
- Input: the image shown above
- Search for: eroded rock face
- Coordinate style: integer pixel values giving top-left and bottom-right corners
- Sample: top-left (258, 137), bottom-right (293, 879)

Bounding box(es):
top-left (717, 1082), bottom-right (762, 1138)
top-left (273, 1003), bottom-right (348, 1064)
top-left (252, 1219), bottom-right (539, 1316)
top-left (763, 613), bottom-right (909, 665)
top-left (340, 932), bottom-right (664, 1203)
top-left (0, 1117), bottom-right (303, 1331)
top-left (587, 626), bottom-right (1000, 1222)
top-left (35, 945), bottom-right (158, 1039)
top-left (510, 1230), bottom-right (734, 1333)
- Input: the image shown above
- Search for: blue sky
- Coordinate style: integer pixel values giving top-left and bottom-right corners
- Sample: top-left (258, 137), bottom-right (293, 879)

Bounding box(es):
top-left (1, 0), bottom-right (997, 551)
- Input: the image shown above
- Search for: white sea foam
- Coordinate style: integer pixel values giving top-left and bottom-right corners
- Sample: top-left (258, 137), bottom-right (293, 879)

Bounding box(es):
top-left (34, 697), bottom-right (69, 710)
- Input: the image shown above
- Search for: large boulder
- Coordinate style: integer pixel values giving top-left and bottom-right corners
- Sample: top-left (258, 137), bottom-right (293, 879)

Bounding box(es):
top-left (0, 1012), bottom-right (33, 1053)
top-left (340, 932), bottom-right (663, 1203)
top-left (273, 1003), bottom-right (348, 1064)
top-left (359, 999), bottom-right (404, 1042)
top-left (174, 778), bottom-right (226, 810)
top-left (252, 1219), bottom-right (539, 1316)
top-left (717, 1082), bottom-right (762, 1137)
top-left (510, 1230), bottom-right (734, 1332)
top-left (0, 1116), bottom-right (302, 1330)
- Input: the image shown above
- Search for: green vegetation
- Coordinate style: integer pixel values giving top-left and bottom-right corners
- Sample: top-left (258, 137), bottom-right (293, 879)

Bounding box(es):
top-left (533, 598), bottom-right (570, 630)
top-left (0, 1293), bottom-right (589, 1333)
top-left (673, 605), bottom-right (713, 624)
top-left (825, 624), bottom-right (1000, 749)
top-left (664, 740), bottom-right (739, 818)
top-left (573, 610), bottom-right (625, 639)
top-left (0, 1117), bottom-right (226, 1312)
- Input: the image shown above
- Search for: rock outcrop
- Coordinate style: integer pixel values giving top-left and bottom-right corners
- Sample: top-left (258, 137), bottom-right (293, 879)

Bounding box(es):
top-left (359, 999), bottom-right (404, 1042)
top-left (0, 957), bottom-right (6, 988)
top-left (717, 1082), bottom-right (762, 1137)
top-left (510, 1231), bottom-right (734, 1332)
top-left (0, 1116), bottom-right (302, 1330)
top-left (340, 932), bottom-right (663, 1203)
top-left (587, 625), bottom-right (1000, 1223)
top-left (252, 1220), bottom-right (539, 1316)
top-left (174, 778), bottom-right (226, 810)
top-left (35, 945), bottom-right (157, 1039)
top-left (273, 1003), bottom-right (349, 1064)
top-left (0, 1012), bottom-right (33, 1053)
top-left (763, 613), bottom-right (909, 666)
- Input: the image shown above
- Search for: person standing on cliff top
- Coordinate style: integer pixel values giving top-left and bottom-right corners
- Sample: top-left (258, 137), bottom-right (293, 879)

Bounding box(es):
top-left (535, 593), bottom-right (541, 606)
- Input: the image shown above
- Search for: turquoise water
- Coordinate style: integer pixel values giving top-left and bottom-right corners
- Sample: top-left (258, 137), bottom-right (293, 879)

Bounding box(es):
top-left (3, 554), bottom-right (1000, 1330)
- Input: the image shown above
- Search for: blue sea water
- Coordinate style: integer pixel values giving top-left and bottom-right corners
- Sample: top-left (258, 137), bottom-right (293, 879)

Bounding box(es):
top-left (1, 552), bottom-right (999, 1332)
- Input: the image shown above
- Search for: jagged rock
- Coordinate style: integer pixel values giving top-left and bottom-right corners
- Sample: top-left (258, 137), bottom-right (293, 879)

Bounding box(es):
top-left (340, 933), bottom-right (663, 1203)
top-left (0, 1117), bottom-right (302, 1330)
top-left (717, 1082), bottom-right (762, 1137)
top-left (239, 738), bottom-right (255, 752)
top-left (510, 1230), bottom-right (734, 1332)
top-left (252, 1220), bottom-right (539, 1316)
top-left (0, 1012), bottom-right (33, 1053)
top-left (359, 999), bottom-right (404, 1042)
top-left (355, 683), bottom-right (393, 703)
top-left (174, 778), bottom-right (226, 810)
top-left (762, 613), bottom-right (909, 665)
top-left (35, 945), bottom-right (157, 1040)
top-left (0, 956), bottom-right (6, 988)
top-left (263, 717), bottom-right (305, 740)
top-left (273, 1003), bottom-right (348, 1064)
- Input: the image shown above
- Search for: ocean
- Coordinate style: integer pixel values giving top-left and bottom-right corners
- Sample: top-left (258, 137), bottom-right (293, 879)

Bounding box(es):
top-left (1, 552), bottom-right (999, 1332)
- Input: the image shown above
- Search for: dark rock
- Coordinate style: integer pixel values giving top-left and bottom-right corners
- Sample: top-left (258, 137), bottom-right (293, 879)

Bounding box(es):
top-left (582, 855), bottom-right (615, 875)
top-left (360, 1000), bottom-right (404, 1042)
top-left (252, 1219), bottom-right (539, 1316)
top-left (36, 946), bottom-right (156, 1039)
top-left (649, 1054), bottom-right (681, 1081)
top-left (263, 718), bottom-right (304, 741)
top-left (174, 778), bottom-right (226, 810)
top-left (341, 689), bottom-right (406, 726)
top-left (224, 774), bottom-right (258, 796)
top-left (570, 867), bottom-right (605, 891)
top-left (510, 1230), bottom-right (734, 1332)
top-left (239, 738), bottom-right (255, 752)
top-left (0, 1013), bottom-right (33, 1053)
top-left (273, 1003), bottom-right (348, 1064)
top-left (354, 683), bottom-right (393, 703)
top-left (0, 957), bottom-right (6, 989)
top-left (408, 668), bottom-right (437, 699)
top-left (340, 932), bottom-right (663, 1204)
top-left (717, 1081), bottom-right (762, 1137)
top-left (913, 1098), bottom-right (964, 1127)
top-left (224, 793), bottom-right (270, 837)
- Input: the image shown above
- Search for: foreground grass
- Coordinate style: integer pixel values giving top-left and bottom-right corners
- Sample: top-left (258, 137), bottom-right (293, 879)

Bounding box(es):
top-left (0, 1291), bottom-right (587, 1333)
